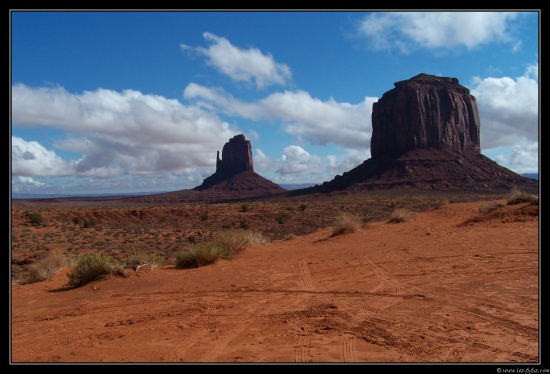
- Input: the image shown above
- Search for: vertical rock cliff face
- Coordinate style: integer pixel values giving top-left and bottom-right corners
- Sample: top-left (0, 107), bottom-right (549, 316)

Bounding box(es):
top-left (371, 73), bottom-right (480, 158)
top-left (216, 134), bottom-right (254, 175)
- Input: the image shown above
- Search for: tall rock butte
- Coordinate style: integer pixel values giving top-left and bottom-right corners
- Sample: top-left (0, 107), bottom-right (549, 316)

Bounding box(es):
top-left (303, 73), bottom-right (538, 193)
top-left (194, 134), bottom-right (286, 197)
top-left (216, 134), bottom-right (254, 175)
top-left (371, 73), bottom-right (480, 157)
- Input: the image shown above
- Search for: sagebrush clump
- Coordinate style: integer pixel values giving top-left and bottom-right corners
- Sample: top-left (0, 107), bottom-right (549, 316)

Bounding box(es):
top-left (175, 243), bottom-right (221, 268)
top-left (507, 186), bottom-right (538, 206)
top-left (175, 229), bottom-right (268, 268)
top-left (331, 213), bottom-right (362, 236)
top-left (388, 208), bottom-right (415, 223)
top-left (67, 252), bottom-right (127, 288)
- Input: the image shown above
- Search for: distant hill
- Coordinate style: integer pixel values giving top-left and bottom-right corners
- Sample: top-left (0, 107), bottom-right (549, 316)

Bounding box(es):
top-left (521, 173), bottom-right (538, 181)
top-left (11, 191), bottom-right (164, 200)
top-left (279, 183), bottom-right (318, 190)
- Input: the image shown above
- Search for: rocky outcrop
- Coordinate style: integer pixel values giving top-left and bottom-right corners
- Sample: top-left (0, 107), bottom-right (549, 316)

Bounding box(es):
top-left (216, 134), bottom-right (254, 175)
top-left (194, 134), bottom-right (286, 197)
top-left (371, 73), bottom-right (480, 158)
top-left (294, 73), bottom-right (538, 194)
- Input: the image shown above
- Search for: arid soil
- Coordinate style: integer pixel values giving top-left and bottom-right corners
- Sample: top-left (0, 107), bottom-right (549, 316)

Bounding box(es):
top-left (10, 191), bottom-right (540, 364)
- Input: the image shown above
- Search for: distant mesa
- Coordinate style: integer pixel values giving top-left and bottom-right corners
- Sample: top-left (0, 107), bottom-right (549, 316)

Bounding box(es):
top-left (194, 134), bottom-right (286, 197)
top-left (300, 73), bottom-right (538, 194)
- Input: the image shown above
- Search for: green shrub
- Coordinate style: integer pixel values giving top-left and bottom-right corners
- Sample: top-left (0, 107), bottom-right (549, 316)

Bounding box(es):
top-left (299, 204), bottom-right (307, 211)
top-left (240, 204), bottom-right (250, 212)
top-left (187, 235), bottom-right (197, 244)
top-left (83, 219), bottom-right (97, 228)
top-left (240, 220), bottom-right (250, 229)
top-left (175, 243), bottom-right (221, 268)
top-left (27, 252), bottom-right (75, 283)
top-left (125, 251), bottom-right (165, 271)
top-left (174, 230), bottom-right (269, 269)
top-left (331, 213), bottom-right (362, 236)
top-left (388, 208), bottom-right (415, 223)
top-left (200, 212), bottom-right (209, 221)
top-left (67, 253), bottom-right (126, 288)
top-left (28, 213), bottom-right (44, 226)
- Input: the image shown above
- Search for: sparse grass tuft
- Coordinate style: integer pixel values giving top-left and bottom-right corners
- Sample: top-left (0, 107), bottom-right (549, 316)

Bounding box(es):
top-left (214, 229), bottom-right (268, 256)
top-left (331, 213), bottom-right (362, 236)
top-left (174, 230), bottom-right (269, 268)
top-left (67, 253), bottom-right (127, 288)
top-left (478, 202), bottom-right (504, 214)
top-left (125, 251), bottom-right (165, 271)
top-left (507, 186), bottom-right (538, 206)
top-left (26, 252), bottom-right (75, 283)
top-left (388, 208), bottom-right (415, 223)
top-left (175, 243), bottom-right (221, 268)
top-left (434, 198), bottom-right (449, 209)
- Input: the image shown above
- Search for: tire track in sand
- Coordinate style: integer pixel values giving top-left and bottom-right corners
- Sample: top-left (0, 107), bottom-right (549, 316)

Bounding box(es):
top-left (294, 335), bottom-right (310, 363)
top-left (358, 255), bottom-right (538, 361)
top-left (341, 334), bottom-right (356, 362)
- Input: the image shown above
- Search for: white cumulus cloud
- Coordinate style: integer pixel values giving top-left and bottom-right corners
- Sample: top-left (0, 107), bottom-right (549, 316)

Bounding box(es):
top-left (11, 84), bottom-right (239, 180)
top-left (12, 136), bottom-right (77, 177)
top-left (184, 83), bottom-right (377, 151)
top-left (471, 63), bottom-right (539, 150)
top-left (181, 32), bottom-right (292, 89)
top-left (357, 12), bottom-right (522, 53)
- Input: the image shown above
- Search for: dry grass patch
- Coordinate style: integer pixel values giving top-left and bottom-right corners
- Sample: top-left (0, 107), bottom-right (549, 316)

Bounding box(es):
top-left (507, 186), bottom-right (538, 206)
top-left (67, 253), bottom-right (127, 288)
top-left (175, 230), bottom-right (269, 268)
top-left (126, 251), bottom-right (166, 271)
top-left (331, 213), bottom-right (362, 237)
top-left (26, 251), bottom-right (75, 283)
top-left (388, 208), bottom-right (415, 223)
top-left (175, 243), bottom-right (221, 268)
top-left (478, 202), bottom-right (504, 214)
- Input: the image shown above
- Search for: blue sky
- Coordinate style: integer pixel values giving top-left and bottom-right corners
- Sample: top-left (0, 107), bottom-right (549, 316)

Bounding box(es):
top-left (10, 10), bottom-right (539, 195)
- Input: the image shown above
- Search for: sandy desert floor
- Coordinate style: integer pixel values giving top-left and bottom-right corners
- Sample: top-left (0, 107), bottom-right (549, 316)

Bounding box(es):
top-left (10, 198), bottom-right (540, 365)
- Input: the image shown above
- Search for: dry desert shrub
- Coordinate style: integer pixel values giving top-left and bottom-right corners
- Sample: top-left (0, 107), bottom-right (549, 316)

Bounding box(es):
top-left (331, 213), bottom-right (362, 237)
top-left (507, 186), bottom-right (538, 206)
top-left (214, 229), bottom-right (269, 255)
top-left (67, 253), bottom-right (127, 288)
top-left (175, 243), bottom-right (220, 268)
top-left (388, 208), bottom-right (415, 223)
top-left (125, 251), bottom-right (166, 271)
top-left (28, 212), bottom-right (44, 226)
top-left (175, 230), bottom-right (269, 268)
top-left (435, 198), bottom-right (449, 208)
top-left (478, 202), bottom-right (504, 214)
top-left (26, 251), bottom-right (75, 283)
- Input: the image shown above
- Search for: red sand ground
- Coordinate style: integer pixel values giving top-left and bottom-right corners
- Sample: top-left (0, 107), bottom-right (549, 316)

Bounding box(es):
top-left (10, 199), bottom-right (539, 364)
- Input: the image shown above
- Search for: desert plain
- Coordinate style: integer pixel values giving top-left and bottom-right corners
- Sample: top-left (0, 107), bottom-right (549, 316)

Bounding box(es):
top-left (10, 190), bottom-right (540, 364)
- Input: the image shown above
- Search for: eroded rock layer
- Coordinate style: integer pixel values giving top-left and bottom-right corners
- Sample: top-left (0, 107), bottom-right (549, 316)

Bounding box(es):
top-left (371, 73), bottom-right (480, 158)
top-left (297, 73), bottom-right (538, 194)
